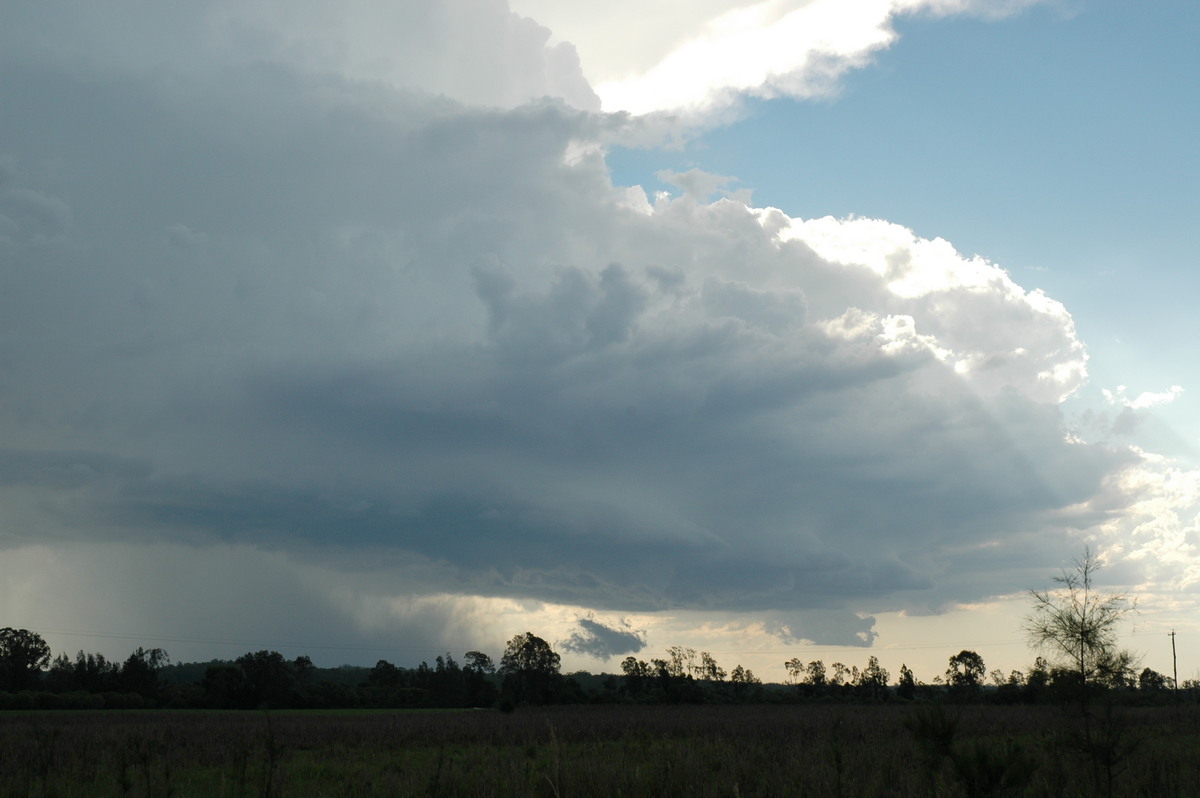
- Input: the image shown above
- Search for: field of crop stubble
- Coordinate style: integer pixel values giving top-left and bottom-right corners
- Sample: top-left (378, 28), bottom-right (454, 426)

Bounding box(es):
top-left (2, 703), bottom-right (1199, 797)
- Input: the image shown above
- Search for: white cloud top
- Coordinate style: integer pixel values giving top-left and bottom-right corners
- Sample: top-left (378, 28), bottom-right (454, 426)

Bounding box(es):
top-left (514, 0), bottom-right (1048, 114)
top-left (596, 0), bottom-right (898, 114)
top-left (778, 213), bottom-right (1086, 402)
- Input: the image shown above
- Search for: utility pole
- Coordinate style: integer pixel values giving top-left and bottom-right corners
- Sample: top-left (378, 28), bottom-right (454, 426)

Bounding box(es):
top-left (1170, 630), bottom-right (1178, 697)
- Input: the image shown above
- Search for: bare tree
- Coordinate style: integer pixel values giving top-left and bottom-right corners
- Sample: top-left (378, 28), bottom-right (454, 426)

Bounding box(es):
top-left (1024, 547), bottom-right (1137, 696)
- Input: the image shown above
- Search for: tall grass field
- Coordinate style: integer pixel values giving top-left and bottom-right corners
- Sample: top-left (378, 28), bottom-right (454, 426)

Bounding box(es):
top-left (2, 703), bottom-right (1198, 796)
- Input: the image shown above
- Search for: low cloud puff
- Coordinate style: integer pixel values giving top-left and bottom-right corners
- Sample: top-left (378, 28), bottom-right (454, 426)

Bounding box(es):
top-left (560, 617), bottom-right (648, 660)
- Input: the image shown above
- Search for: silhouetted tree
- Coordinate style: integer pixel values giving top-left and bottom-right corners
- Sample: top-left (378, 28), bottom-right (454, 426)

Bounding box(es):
top-left (464, 651), bottom-right (495, 674)
top-left (1138, 667), bottom-right (1169, 692)
top-left (76, 651), bottom-right (120, 693)
top-left (856, 655), bottom-right (890, 700)
top-left (994, 669), bottom-right (1026, 704)
top-left (729, 664), bottom-right (762, 700)
top-left (830, 662), bottom-right (850, 687)
top-left (946, 650), bottom-right (986, 698)
top-left (897, 664), bottom-right (916, 700)
top-left (666, 646), bottom-right (696, 678)
top-left (293, 655), bottom-right (316, 683)
top-left (235, 650), bottom-right (294, 708)
top-left (621, 656), bottom-right (651, 697)
top-left (805, 660), bottom-right (827, 691)
top-left (1024, 656), bottom-right (1050, 703)
top-left (119, 647), bottom-right (170, 698)
top-left (698, 651), bottom-right (726, 683)
top-left (368, 659), bottom-right (402, 687)
top-left (462, 652), bottom-right (499, 707)
top-left (499, 632), bottom-right (562, 705)
top-left (362, 659), bottom-right (418, 707)
top-left (201, 663), bottom-right (247, 708)
top-left (0, 628), bottom-right (51, 692)
top-left (44, 653), bottom-right (79, 693)
top-left (635, 650), bottom-right (704, 703)
top-left (427, 654), bottom-right (466, 706)
top-left (650, 657), bottom-right (671, 693)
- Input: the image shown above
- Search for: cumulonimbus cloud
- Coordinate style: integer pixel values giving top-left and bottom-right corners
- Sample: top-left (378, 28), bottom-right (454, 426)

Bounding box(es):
top-left (0, 0), bottom-right (1192, 658)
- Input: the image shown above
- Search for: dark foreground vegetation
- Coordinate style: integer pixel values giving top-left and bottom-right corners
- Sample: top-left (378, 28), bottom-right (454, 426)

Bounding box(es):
top-left (2, 702), bottom-right (1199, 797)
top-left (0, 552), bottom-right (1191, 794)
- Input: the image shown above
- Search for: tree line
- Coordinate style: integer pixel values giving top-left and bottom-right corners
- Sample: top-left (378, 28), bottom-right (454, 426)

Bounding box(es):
top-left (0, 628), bottom-right (1185, 712)
top-left (0, 549), bottom-right (1187, 710)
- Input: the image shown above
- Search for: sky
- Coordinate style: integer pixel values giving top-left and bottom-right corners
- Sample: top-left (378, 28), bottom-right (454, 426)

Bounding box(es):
top-left (1, 0), bottom-right (1198, 685)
